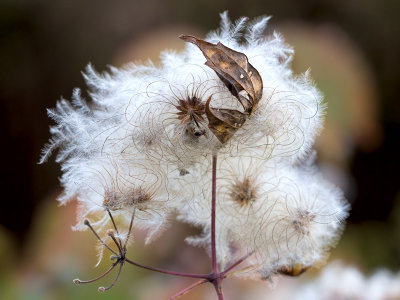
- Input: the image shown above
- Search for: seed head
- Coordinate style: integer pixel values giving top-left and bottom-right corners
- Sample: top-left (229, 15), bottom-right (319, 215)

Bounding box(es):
top-left (292, 210), bottom-right (316, 235)
top-left (102, 190), bottom-right (121, 211)
top-left (123, 186), bottom-right (151, 208)
top-left (175, 96), bottom-right (205, 127)
top-left (41, 12), bottom-right (349, 287)
top-left (229, 177), bottom-right (258, 206)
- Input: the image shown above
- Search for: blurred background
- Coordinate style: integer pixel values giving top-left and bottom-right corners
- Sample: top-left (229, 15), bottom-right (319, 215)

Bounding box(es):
top-left (1, 0), bottom-right (399, 299)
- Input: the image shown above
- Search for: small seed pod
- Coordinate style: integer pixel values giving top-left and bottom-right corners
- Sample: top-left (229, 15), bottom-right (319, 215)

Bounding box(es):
top-left (277, 263), bottom-right (311, 277)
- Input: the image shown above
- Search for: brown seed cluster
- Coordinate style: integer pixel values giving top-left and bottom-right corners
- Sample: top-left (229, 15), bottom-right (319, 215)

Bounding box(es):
top-left (229, 177), bottom-right (257, 206)
top-left (102, 190), bottom-right (121, 211)
top-left (102, 187), bottom-right (151, 211)
top-left (175, 96), bottom-right (205, 127)
top-left (292, 210), bottom-right (316, 235)
top-left (124, 187), bottom-right (151, 207)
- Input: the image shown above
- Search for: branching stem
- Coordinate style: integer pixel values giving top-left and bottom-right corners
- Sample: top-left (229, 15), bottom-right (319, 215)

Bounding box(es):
top-left (168, 279), bottom-right (208, 300)
top-left (78, 153), bottom-right (254, 299)
top-left (125, 258), bottom-right (212, 279)
top-left (222, 252), bottom-right (254, 276)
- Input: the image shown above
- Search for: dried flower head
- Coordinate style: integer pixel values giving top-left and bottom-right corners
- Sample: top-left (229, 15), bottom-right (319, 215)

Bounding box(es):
top-left (229, 177), bottom-right (258, 207)
top-left (177, 155), bottom-right (348, 277)
top-left (42, 11), bottom-right (349, 297)
top-left (175, 95), bottom-right (206, 127)
top-left (123, 186), bottom-right (152, 208)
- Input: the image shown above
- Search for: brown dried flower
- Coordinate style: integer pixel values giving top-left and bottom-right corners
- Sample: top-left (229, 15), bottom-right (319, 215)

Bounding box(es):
top-left (174, 95), bottom-right (206, 127)
top-left (229, 177), bottom-right (258, 206)
top-left (124, 187), bottom-right (151, 208)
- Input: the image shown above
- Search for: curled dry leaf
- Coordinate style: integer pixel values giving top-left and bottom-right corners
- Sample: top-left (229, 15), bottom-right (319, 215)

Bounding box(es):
top-left (179, 35), bottom-right (263, 143)
top-left (205, 96), bottom-right (247, 144)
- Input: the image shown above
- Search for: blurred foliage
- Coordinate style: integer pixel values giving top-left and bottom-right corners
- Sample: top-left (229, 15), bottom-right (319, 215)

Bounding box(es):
top-left (1, 0), bottom-right (399, 298)
top-left (334, 193), bottom-right (400, 272)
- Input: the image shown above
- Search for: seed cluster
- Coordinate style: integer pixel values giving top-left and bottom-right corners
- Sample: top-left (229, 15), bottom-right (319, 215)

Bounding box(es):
top-left (124, 187), bottom-right (151, 208)
top-left (229, 177), bottom-right (258, 206)
top-left (175, 96), bottom-right (205, 127)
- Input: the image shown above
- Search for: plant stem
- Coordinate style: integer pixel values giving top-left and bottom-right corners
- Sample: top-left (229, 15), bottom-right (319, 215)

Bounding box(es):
top-left (168, 279), bottom-right (208, 300)
top-left (211, 154), bottom-right (224, 299)
top-left (213, 280), bottom-right (224, 300)
top-left (211, 154), bottom-right (218, 275)
top-left (125, 258), bottom-right (211, 279)
top-left (222, 252), bottom-right (254, 277)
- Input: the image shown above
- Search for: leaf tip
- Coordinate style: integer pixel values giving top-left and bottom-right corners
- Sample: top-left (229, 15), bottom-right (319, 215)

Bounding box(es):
top-left (179, 35), bottom-right (198, 45)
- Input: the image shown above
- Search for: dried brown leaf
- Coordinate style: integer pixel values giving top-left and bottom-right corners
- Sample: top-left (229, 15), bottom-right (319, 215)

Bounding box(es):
top-left (205, 96), bottom-right (246, 144)
top-left (180, 35), bottom-right (263, 144)
top-left (179, 35), bottom-right (263, 114)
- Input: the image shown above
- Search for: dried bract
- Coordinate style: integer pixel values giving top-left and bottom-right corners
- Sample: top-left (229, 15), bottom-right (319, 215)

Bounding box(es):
top-left (205, 95), bottom-right (247, 143)
top-left (179, 35), bottom-right (263, 113)
top-left (180, 35), bottom-right (263, 143)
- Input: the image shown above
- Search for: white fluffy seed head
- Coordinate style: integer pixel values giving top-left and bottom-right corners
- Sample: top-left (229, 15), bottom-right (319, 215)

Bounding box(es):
top-left (42, 12), bottom-right (347, 273)
top-left (176, 155), bottom-right (348, 274)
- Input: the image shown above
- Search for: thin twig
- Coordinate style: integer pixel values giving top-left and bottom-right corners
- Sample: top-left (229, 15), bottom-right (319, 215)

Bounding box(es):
top-left (222, 252), bottom-right (254, 276)
top-left (211, 154), bottom-right (224, 300)
top-left (211, 154), bottom-right (218, 275)
top-left (84, 220), bottom-right (118, 256)
top-left (108, 231), bottom-right (124, 254)
top-left (107, 209), bottom-right (123, 249)
top-left (123, 208), bottom-right (136, 250)
top-left (125, 257), bottom-right (211, 279)
top-left (168, 279), bottom-right (208, 300)
top-left (213, 280), bottom-right (224, 300)
top-left (74, 262), bottom-right (118, 284)
top-left (224, 265), bottom-right (257, 279)
top-left (100, 262), bottom-right (124, 291)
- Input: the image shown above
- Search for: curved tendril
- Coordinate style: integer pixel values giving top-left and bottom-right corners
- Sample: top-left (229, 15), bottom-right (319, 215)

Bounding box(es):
top-left (74, 262), bottom-right (118, 285)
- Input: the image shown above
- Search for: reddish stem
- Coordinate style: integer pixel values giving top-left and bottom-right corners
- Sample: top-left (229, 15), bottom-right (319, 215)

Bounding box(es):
top-left (211, 154), bottom-right (224, 299)
top-left (222, 252), bottom-right (254, 277)
top-left (168, 279), bottom-right (207, 300)
top-left (213, 279), bottom-right (224, 300)
top-left (211, 154), bottom-right (218, 275)
top-left (125, 257), bottom-right (211, 279)
top-left (124, 153), bottom-right (246, 299)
